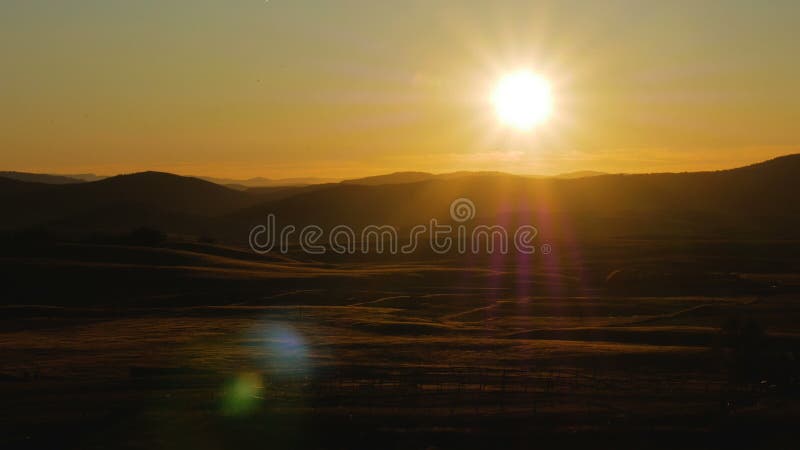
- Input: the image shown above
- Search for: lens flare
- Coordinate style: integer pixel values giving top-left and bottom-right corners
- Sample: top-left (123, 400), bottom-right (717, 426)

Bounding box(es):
top-left (220, 372), bottom-right (263, 416)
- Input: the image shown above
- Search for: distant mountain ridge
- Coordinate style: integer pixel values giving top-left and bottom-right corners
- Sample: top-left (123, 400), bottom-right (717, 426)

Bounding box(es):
top-left (0, 171), bottom-right (85, 185)
top-left (553, 170), bottom-right (607, 179)
top-left (1, 154), bottom-right (798, 241)
top-left (341, 169), bottom-right (606, 185)
top-left (200, 176), bottom-right (339, 188)
top-left (66, 173), bottom-right (107, 182)
top-left (232, 153), bottom-right (800, 239)
top-left (1, 169), bottom-right (606, 189)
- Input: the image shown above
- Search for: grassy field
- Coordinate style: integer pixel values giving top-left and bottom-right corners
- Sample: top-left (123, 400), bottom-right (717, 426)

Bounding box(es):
top-left (2, 241), bottom-right (800, 448)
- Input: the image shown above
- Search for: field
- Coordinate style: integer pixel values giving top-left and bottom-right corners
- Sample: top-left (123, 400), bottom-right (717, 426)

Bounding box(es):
top-left (2, 240), bottom-right (800, 449)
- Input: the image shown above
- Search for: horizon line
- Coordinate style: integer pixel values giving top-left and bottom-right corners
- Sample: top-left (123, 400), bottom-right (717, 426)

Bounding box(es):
top-left (2, 152), bottom-right (799, 184)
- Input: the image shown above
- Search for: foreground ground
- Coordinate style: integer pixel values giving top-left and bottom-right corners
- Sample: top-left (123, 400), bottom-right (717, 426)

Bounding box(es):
top-left (2, 241), bottom-right (800, 448)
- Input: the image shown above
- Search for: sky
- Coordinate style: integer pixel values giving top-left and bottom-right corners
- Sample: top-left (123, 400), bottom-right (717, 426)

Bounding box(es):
top-left (1, 0), bottom-right (799, 179)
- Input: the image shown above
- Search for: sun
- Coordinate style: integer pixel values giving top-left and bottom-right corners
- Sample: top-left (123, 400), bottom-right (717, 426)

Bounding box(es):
top-left (492, 71), bottom-right (553, 130)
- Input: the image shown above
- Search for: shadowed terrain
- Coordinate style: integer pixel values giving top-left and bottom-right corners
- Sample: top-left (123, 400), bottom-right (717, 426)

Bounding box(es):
top-left (2, 156), bottom-right (800, 449)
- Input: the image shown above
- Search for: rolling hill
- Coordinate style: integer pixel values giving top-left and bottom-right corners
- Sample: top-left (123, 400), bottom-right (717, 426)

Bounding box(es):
top-left (1, 155), bottom-right (799, 241)
top-left (233, 154), bottom-right (800, 239)
top-left (0, 171), bottom-right (265, 231)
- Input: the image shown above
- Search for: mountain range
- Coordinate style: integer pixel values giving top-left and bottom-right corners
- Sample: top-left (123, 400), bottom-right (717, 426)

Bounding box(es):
top-left (0, 169), bottom-right (607, 189)
top-left (1, 155), bottom-right (798, 243)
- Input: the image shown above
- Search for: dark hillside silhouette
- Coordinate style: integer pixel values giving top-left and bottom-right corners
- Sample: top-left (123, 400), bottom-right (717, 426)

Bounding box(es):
top-left (0, 171), bottom-right (85, 184)
top-left (1, 155), bottom-right (799, 240)
top-left (232, 154), bottom-right (800, 238)
top-left (0, 177), bottom-right (57, 197)
top-left (0, 171), bottom-right (262, 230)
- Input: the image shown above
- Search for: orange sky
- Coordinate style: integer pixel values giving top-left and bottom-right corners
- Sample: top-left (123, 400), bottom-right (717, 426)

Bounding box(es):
top-left (1, 1), bottom-right (798, 178)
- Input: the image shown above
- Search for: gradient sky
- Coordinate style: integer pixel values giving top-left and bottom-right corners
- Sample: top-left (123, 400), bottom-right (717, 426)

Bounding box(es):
top-left (1, 0), bottom-right (798, 178)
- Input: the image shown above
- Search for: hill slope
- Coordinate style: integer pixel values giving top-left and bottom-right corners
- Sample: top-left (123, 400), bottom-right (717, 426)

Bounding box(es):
top-left (0, 172), bottom-right (262, 231)
top-left (2, 155), bottom-right (799, 240)
top-left (233, 154), bottom-right (800, 239)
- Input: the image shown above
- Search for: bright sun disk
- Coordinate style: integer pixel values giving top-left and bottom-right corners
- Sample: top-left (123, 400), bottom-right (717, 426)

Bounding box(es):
top-left (492, 71), bottom-right (553, 130)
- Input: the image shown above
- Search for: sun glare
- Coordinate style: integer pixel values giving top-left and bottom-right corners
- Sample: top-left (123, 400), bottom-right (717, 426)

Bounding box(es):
top-left (492, 71), bottom-right (553, 131)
